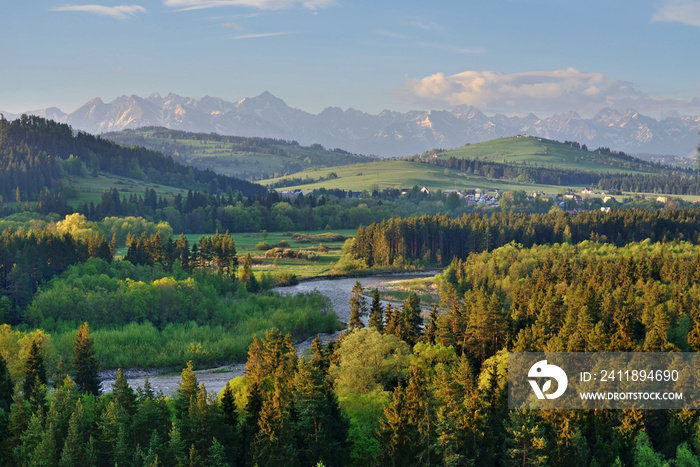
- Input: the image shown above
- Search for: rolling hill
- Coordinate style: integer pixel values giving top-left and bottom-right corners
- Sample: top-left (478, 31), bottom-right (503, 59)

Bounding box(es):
top-left (431, 136), bottom-right (656, 173)
top-left (0, 115), bottom-right (265, 207)
top-left (102, 127), bottom-right (375, 180)
top-left (264, 136), bottom-right (693, 194)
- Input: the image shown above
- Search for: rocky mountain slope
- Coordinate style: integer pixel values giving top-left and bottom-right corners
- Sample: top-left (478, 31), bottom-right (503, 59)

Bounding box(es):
top-left (4, 92), bottom-right (699, 158)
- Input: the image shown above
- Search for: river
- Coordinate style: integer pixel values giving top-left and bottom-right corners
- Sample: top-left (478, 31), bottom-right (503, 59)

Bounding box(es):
top-left (99, 271), bottom-right (439, 396)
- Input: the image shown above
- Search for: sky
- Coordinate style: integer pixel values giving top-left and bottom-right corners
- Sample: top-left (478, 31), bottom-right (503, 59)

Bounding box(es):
top-left (1, 0), bottom-right (700, 118)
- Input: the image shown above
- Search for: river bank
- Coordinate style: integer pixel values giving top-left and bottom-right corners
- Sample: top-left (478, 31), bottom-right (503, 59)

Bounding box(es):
top-left (99, 270), bottom-right (440, 396)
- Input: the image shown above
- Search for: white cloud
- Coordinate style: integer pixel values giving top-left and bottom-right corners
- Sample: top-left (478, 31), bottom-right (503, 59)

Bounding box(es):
top-left (233, 31), bottom-right (295, 38)
top-left (397, 68), bottom-right (700, 116)
top-left (164, 0), bottom-right (335, 11)
top-left (652, 0), bottom-right (700, 27)
top-left (52, 4), bottom-right (146, 19)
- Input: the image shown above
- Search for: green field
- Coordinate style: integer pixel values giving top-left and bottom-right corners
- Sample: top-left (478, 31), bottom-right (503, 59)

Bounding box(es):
top-left (263, 136), bottom-right (671, 194)
top-left (185, 229), bottom-right (357, 279)
top-left (68, 172), bottom-right (189, 206)
top-left (103, 128), bottom-right (374, 180)
top-left (263, 159), bottom-right (570, 193)
top-left (435, 136), bottom-right (651, 173)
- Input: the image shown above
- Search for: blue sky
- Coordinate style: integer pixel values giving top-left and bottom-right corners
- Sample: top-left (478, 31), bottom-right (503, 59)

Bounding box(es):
top-left (2, 0), bottom-right (700, 117)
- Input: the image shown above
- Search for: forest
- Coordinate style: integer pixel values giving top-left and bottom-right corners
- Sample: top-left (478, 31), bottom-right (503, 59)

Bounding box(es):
top-left (3, 115), bottom-right (700, 465)
top-left (3, 240), bottom-right (700, 465)
top-left (344, 208), bottom-right (700, 269)
top-left (0, 116), bottom-right (264, 201)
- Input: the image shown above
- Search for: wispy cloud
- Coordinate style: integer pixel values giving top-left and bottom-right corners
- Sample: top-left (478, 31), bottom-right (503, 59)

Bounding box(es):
top-left (652, 0), bottom-right (700, 27)
top-left (397, 68), bottom-right (700, 115)
top-left (164, 0), bottom-right (336, 11)
top-left (408, 21), bottom-right (440, 31)
top-left (52, 4), bottom-right (146, 19)
top-left (233, 31), bottom-right (296, 39)
top-left (223, 21), bottom-right (242, 28)
top-left (375, 30), bottom-right (407, 40)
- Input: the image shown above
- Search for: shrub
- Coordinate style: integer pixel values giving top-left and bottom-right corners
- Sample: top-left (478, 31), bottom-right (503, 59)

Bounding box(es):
top-left (256, 241), bottom-right (271, 251)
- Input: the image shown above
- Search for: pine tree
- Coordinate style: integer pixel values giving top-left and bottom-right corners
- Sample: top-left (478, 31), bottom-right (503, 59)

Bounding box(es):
top-left (384, 303), bottom-right (397, 336)
top-left (423, 305), bottom-right (439, 344)
top-left (23, 338), bottom-right (47, 412)
top-left (368, 288), bottom-right (384, 332)
top-left (58, 399), bottom-right (86, 467)
top-left (398, 293), bottom-right (422, 346)
top-left (73, 322), bottom-right (100, 396)
top-left (220, 381), bottom-right (238, 427)
top-left (206, 437), bottom-right (228, 467)
top-left (348, 280), bottom-right (367, 329)
top-left (310, 335), bottom-right (330, 374)
top-left (379, 384), bottom-right (417, 466)
top-left (0, 354), bottom-right (13, 412)
top-left (111, 369), bottom-right (137, 416)
top-left (632, 431), bottom-right (665, 467)
top-left (504, 409), bottom-right (549, 466)
top-left (175, 361), bottom-right (199, 419)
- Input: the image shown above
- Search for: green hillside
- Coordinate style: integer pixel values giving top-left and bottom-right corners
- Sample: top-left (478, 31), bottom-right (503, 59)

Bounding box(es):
top-left (103, 127), bottom-right (375, 180)
top-left (263, 136), bottom-right (671, 193)
top-left (263, 159), bottom-right (566, 193)
top-left (433, 136), bottom-right (652, 173)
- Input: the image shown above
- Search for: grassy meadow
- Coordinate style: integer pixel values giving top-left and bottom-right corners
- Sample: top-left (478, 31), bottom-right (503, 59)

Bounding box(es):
top-left (186, 229), bottom-right (356, 279)
top-left (435, 136), bottom-right (650, 173)
top-left (263, 159), bottom-right (568, 194)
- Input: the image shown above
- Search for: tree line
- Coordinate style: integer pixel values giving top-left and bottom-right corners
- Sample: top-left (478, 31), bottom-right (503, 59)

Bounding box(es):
top-left (0, 227), bottom-right (112, 314)
top-left (422, 153), bottom-right (700, 193)
top-left (347, 207), bottom-right (700, 268)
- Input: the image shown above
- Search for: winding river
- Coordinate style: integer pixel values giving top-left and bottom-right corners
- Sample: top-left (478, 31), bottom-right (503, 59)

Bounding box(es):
top-left (99, 271), bottom-right (439, 396)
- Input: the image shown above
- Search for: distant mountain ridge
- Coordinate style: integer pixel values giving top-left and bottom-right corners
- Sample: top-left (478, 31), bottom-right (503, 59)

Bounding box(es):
top-left (3, 92), bottom-right (700, 158)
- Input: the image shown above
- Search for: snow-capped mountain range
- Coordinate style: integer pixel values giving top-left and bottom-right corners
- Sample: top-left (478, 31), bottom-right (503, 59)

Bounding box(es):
top-left (3, 92), bottom-right (699, 158)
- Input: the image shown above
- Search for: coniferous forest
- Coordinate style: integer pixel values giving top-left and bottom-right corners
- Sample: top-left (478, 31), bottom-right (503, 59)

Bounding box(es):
top-left (3, 115), bottom-right (700, 465)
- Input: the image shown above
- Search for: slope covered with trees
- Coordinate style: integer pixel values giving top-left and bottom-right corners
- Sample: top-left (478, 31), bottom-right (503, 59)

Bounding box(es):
top-left (103, 127), bottom-right (375, 181)
top-left (0, 115), bottom-right (264, 201)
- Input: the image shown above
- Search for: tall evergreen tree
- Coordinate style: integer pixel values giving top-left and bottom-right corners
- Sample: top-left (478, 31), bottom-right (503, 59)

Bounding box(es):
top-left (73, 321), bottom-right (100, 396)
top-left (0, 354), bottom-right (13, 412)
top-left (348, 280), bottom-right (367, 329)
top-left (175, 361), bottom-right (199, 419)
top-left (398, 293), bottom-right (422, 346)
top-left (368, 288), bottom-right (384, 332)
top-left (23, 338), bottom-right (47, 411)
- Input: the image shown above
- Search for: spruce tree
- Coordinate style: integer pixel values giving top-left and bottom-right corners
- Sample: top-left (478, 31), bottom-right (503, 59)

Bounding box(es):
top-left (23, 338), bottom-right (47, 411)
top-left (73, 322), bottom-right (100, 396)
top-left (0, 354), bottom-right (13, 412)
top-left (423, 305), bottom-right (439, 344)
top-left (111, 369), bottom-right (137, 416)
top-left (207, 437), bottom-right (228, 467)
top-left (368, 288), bottom-right (384, 332)
top-left (398, 293), bottom-right (422, 346)
top-left (220, 381), bottom-right (238, 427)
top-left (58, 399), bottom-right (86, 467)
top-left (348, 280), bottom-right (367, 329)
top-left (175, 361), bottom-right (199, 419)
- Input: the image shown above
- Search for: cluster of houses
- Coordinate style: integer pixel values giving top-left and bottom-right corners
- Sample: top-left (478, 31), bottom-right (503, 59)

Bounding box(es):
top-left (421, 187), bottom-right (501, 206)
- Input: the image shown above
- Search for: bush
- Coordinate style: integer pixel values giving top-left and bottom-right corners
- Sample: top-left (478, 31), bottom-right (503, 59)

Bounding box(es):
top-left (264, 248), bottom-right (317, 261)
top-left (256, 241), bottom-right (271, 251)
